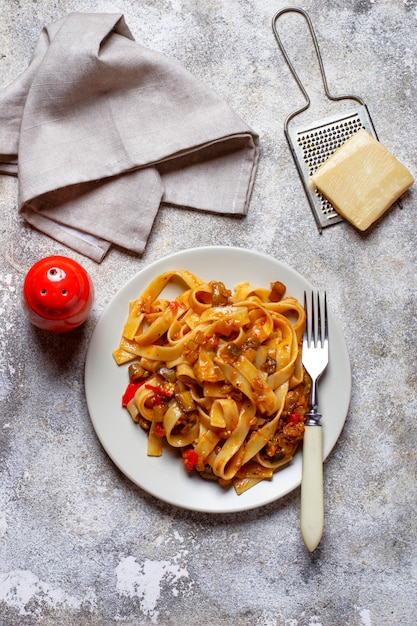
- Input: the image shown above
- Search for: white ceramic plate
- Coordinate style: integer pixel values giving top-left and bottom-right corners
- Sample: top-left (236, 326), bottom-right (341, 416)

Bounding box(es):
top-left (85, 246), bottom-right (351, 513)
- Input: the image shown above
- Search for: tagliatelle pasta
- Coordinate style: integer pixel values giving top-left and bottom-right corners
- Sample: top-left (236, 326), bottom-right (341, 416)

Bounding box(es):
top-left (112, 270), bottom-right (310, 494)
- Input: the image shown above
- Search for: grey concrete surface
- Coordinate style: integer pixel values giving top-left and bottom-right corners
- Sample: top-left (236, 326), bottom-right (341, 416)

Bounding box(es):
top-left (1, 1), bottom-right (416, 624)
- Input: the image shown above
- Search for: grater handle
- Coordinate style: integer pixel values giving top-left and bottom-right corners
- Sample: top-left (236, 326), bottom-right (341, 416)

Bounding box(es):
top-left (272, 7), bottom-right (365, 129)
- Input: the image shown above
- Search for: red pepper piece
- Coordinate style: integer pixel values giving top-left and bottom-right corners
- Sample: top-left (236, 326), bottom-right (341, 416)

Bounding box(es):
top-left (182, 449), bottom-right (199, 472)
top-left (153, 423), bottom-right (166, 437)
top-left (208, 333), bottom-right (220, 350)
top-left (288, 412), bottom-right (302, 424)
top-left (122, 382), bottom-right (142, 407)
top-left (168, 300), bottom-right (179, 314)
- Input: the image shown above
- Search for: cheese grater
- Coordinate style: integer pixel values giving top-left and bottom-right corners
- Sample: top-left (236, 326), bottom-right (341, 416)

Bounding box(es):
top-left (272, 7), bottom-right (379, 232)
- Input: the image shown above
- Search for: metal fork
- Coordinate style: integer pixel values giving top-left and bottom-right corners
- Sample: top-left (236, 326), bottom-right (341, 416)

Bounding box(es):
top-left (300, 290), bottom-right (329, 552)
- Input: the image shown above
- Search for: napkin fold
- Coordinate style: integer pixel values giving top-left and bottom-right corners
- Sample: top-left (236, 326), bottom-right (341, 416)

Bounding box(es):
top-left (0, 13), bottom-right (259, 262)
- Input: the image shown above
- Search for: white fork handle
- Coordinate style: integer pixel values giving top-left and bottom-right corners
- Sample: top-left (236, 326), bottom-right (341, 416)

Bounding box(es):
top-left (300, 424), bottom-right (324, 552)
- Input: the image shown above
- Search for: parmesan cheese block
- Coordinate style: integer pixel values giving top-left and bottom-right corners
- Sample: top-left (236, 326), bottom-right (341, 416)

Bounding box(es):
top-left (311, 128), bottom-right (414, 231)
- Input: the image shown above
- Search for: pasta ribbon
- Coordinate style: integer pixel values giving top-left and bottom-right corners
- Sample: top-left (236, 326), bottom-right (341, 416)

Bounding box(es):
top-left (113, 272), bottom-right (310, 494)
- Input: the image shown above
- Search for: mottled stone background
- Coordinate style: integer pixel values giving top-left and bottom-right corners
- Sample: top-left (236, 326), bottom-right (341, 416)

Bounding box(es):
top-left (0, 0), bottom-right (416, 624)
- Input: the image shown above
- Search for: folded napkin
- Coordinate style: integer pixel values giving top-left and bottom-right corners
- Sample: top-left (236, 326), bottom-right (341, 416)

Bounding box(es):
top-left (0, 13), bottom-right (259, 262)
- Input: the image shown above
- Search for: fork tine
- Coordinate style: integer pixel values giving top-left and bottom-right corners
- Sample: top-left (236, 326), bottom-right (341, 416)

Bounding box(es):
top-left (303, 291), bottom-right (308, 342)
top-left (303, 290), bottom-right (314, 346)
top-left (318, 291), bottom-right (328, 348)
top-left (317, 292), bottom-right (322, 347)
top-left (308, 291), bottom-right (313, 345)
top-left (313, 291), bottom-right (318, 347)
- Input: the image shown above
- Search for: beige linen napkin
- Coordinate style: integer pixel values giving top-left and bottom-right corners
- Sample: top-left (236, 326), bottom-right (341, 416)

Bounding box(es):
top-left (0, 13), bottom-right (259, 262)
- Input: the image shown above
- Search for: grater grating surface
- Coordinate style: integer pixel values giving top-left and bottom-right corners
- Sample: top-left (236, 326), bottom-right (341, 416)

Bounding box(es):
top-left (272, 8), bottom-right (378, 231)
top-left (289, 108), bottom-right (377, 229)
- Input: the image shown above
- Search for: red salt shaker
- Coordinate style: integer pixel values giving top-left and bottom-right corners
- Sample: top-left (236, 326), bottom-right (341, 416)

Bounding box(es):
top-left (23, 256), bottom-right (94, 332)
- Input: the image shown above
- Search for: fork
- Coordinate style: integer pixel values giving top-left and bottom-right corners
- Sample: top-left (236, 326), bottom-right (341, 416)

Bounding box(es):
top-left (300, 290), bottom-right (329, 552)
